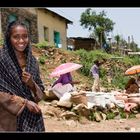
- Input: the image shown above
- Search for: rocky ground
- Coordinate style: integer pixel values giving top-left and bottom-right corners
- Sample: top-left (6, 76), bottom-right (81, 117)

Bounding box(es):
top-left (38, 100), bottom-right (140, 132)
top-left (32, 46), bottom-right (140, 132)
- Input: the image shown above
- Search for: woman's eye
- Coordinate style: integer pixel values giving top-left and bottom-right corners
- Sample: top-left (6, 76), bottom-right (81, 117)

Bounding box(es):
top-left (22, 35), bottom-right (28, 39)
top-left (13, 36), bottom-right (19, 40)
top-left (12, 35), bottom-right (28, 40)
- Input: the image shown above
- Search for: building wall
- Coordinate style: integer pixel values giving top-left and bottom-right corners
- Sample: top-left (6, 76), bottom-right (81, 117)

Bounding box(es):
top-left (0, 8), bottom-right (38, 43)
top-left (37, 9), bottom-right (67, 49)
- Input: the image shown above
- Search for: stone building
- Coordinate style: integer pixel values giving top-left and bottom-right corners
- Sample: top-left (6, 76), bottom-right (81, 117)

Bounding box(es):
top-left (0, 8), bottom-right (72, 49)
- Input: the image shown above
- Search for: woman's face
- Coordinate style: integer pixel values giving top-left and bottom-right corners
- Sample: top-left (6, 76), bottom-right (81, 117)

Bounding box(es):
top-left (10, 25), bottom-right (29, 52)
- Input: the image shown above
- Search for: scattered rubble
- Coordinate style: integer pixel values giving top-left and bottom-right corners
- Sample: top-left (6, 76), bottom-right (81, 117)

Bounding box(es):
top-left (32, 46), bottom-right (140, 123)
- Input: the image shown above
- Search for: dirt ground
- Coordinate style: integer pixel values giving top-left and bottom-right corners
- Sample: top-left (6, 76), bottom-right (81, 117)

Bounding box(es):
top-left (44, 116), bottom-right (140, 132)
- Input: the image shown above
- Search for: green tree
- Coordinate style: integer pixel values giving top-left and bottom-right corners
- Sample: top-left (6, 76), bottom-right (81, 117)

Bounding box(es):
top-left (130, 41), bottom-right (139, 51)
top-left (120, 38), bottom-right (127, 47)
top-left (114, 34), bottom-right (121, 50)
top-left (80, 8), bottom-right (115, 48)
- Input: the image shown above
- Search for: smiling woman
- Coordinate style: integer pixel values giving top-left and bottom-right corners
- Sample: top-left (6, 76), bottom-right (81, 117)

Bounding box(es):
top-left (0, 20), bottom-right (45, 132)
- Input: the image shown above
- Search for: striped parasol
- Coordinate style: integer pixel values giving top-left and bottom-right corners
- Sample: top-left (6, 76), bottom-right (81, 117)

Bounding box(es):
top-left (125, 65), bottom-right (140, 75)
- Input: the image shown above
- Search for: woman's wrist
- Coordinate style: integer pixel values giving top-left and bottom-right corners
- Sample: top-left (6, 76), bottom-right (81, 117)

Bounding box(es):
top-left (24, 99), bottom-right (28, 106)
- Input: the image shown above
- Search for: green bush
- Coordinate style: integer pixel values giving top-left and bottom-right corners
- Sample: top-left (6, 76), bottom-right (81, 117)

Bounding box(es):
top-left (38, 56), bottom-right (47, 64)
top-left (110, 65), bottom-right (128, 89)
top-left (75, 49), bottom-right (111, 77)
top-left (123, 56), bottom-right (134, 66)
top-left (106, 112), bottom-right (115, 120)
top-left (130, 55), bottom-right (140, 65)
top-left (34, 41), bottom-right (55, 49)
top-left (75, 49), bottom-right (139, 90)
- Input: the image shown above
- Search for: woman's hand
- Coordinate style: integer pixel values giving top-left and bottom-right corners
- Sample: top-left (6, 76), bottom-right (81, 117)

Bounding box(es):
top-left (26, 100), bottom-right (41, 114)
top-left (22, 71), bottom-right (35, 88)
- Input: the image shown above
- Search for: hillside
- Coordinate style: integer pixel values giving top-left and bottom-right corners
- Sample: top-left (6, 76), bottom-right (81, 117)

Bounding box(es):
top-left (32, 45), bottom-right (133, 92)
top-left (32, 46), bottom-right (93, 91)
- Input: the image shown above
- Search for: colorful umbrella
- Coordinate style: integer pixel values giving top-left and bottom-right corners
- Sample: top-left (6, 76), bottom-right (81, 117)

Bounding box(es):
top-left (49, 62), bottom-right (83, 78)
top-left (125, 65), bottom-right (140, 75)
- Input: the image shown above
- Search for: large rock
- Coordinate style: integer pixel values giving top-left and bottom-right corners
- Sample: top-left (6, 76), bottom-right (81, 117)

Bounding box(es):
top-left (60, 111), bottom-right (78, 120)
top-left (57, 100), bottom-right (73, 109)
top-left (51, 100), bottom-right (59, 107)
top-left (94, 112), bottom-right (102, 122)
top-left (70, 91), bottom-right (87, 105)
top-left (44, 90), bottom-right (59, 100)
top-left (45, 111), bottom-right (56, 117)
top-left (73, 103), bottom-right (91, 119)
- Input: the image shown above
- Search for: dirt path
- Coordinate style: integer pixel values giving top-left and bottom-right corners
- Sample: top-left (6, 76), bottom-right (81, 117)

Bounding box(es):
top-left (44, 116), bottom-right (140, 132)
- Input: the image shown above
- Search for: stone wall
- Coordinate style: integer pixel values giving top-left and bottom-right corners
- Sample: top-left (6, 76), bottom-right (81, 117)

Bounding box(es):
top-left (1, 8), bottom-right (38, 43)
